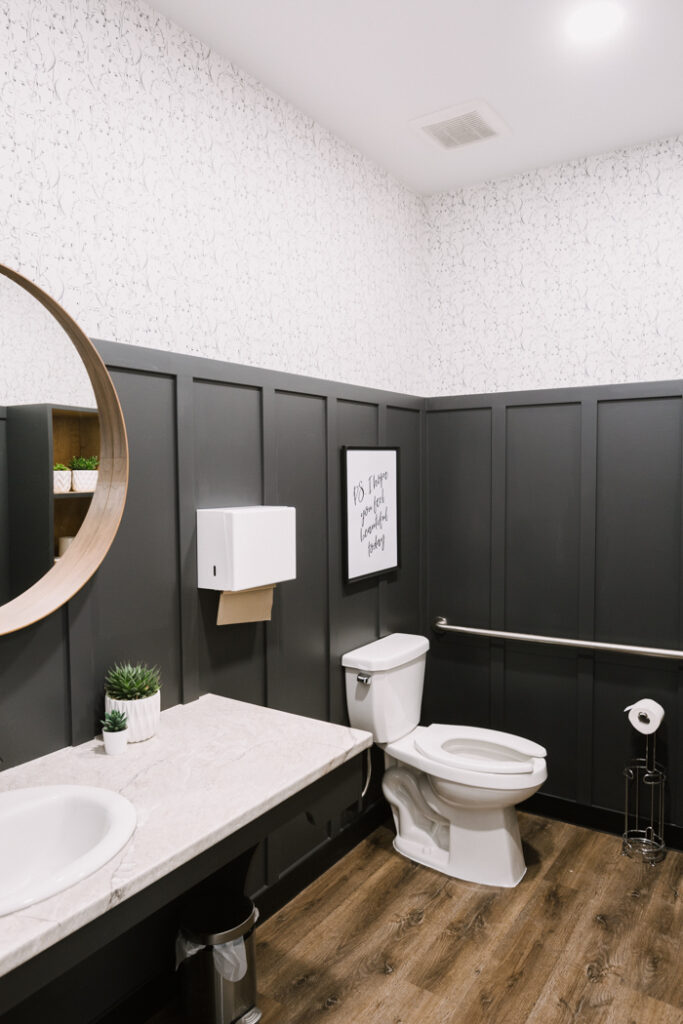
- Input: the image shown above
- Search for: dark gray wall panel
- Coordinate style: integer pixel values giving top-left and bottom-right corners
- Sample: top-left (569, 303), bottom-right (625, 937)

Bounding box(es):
top-left (503, 647), bottom-right (578, 801)
top-left (86, 370), bottom-right (182, 711)
top-left (382, 406), bottom-right (421, 635)
top-left (193, 380), bottom-right (263, 509)
top-left (330, 399), bottom-right (379, 723)
top-left (422, 637), bottom-right (490, 729)
top-left (505, 403), bottom-right (581, 635)
top-left (0, 414), bottom-right (9, 604)
top-left (266, 812), bottom-right (329, 883)
top-left (592, 657), bottom-right (680, 824)
top-left (595, 396), bottom-right (682, 648)
top-left (193, 380), bottom-right (265, 705)
top-left (427, 408), bottom-right (491, 629)
top-left (269, 391), bottom-right (328, 719)
top-left (0, 612), bottom-right (70, 766)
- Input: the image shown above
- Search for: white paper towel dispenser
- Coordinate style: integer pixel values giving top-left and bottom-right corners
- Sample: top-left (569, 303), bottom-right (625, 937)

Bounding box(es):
top-left (197, 506), bottom-right (296, 592)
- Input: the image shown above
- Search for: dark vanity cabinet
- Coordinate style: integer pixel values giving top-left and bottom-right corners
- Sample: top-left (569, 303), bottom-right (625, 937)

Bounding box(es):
top-left (5, 405), bottom-right (99, 598)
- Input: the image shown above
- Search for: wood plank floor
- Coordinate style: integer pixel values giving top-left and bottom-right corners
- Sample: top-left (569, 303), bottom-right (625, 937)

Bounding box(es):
top-left (151, 813), bottom-right (682, 1024)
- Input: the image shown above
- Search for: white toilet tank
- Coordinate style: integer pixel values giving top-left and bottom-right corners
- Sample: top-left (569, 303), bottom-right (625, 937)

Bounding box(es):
top-left (342, 633), bottom-right (430, 743)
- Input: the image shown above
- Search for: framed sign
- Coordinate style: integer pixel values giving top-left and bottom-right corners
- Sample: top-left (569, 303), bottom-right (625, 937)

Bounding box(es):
top-left (342, 447), bottom-right (400, 582)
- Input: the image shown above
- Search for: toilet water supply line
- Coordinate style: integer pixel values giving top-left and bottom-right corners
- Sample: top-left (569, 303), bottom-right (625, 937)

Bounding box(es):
top-left (355, 674), bottom-right (373, 798)
top-left (433, 617), bottom-right (683, 660)
top-left (361, 747), bottom-right (372, 799)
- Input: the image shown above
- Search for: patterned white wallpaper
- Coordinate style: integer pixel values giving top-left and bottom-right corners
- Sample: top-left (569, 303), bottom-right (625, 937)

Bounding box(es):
top-left (422, 136), bottom-right (683, 396)
top-left (2, 0), bottom-right (682, 404)
top-left (0, 0), bottom-right (427, 400)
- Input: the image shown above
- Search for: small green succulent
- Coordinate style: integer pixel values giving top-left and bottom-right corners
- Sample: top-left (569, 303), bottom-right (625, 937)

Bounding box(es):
top-left (69, 454), bottom-right (99, 471)
top-left (53, 462), bottom-right (69, 471)
top-left (105, 662), bottom-right (161, 701)
top-left (101, 710), bottom-right (128, 733)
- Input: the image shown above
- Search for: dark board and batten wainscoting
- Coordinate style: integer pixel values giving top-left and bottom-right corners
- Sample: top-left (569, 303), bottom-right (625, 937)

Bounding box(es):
top-left (3, 365), bottom-right (683, 845)
top-left (425, 381), bottom-right (683, 844)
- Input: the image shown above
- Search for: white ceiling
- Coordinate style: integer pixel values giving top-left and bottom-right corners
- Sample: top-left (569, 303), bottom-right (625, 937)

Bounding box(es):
top-left (143, 0), bottom-right (683, 195)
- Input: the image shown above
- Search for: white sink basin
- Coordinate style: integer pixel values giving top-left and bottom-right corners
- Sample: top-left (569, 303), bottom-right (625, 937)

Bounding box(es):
top-left (0, 786), bottom-right (136, 917)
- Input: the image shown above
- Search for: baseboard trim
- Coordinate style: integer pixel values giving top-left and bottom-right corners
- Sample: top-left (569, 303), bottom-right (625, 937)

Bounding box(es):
top-left (526, 793), bottom-right (682, 852)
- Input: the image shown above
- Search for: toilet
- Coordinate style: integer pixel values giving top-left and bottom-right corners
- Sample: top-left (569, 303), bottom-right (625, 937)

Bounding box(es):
top-left (342, 633), bottom-right (547, 887)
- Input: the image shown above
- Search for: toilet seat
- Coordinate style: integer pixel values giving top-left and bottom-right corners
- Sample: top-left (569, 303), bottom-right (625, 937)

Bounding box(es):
top-left (383, 725), bottom-right (547, 791)
top-left (414, 724), bottom-right (546, 775)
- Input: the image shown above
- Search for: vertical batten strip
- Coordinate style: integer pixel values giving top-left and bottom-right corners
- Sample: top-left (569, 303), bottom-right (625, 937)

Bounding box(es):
top-left (323, 395), bottom-right (332, 726)
top-left (326, 396), bottom-right (343, 726)
top-left (577, 397), bottom-right (598, 804)
top-left (489, 402), bottom-right (507, 730)
top-left (677, 391), bottom-right (683, 826)
top-left (261, 386), bottom-right (277, 713)
top-left (175, 370), bottom-right (200, 704)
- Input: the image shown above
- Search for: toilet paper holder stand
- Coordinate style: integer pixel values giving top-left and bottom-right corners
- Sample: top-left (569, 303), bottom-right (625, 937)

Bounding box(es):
top-left (622, 730), bottom-right (666, 864)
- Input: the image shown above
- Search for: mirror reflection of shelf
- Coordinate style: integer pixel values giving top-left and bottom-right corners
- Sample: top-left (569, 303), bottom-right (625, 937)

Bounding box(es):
top-left (5, 404), bottom-right (100, 599)
top-left (52, 407), bottom-right (100, 566)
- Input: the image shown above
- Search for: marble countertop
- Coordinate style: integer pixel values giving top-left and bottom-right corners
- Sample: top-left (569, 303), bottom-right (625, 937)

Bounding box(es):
top-left (0, 694), bottom-right (372, 978)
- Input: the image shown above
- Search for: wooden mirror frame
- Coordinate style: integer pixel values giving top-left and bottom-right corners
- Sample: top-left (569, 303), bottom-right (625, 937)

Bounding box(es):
top-left (0, 264), bottom-right (129, 635)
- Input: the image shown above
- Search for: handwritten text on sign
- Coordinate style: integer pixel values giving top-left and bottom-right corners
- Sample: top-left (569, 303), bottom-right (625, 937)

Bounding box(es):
top-left (345, 448), bottom-right (398, 580)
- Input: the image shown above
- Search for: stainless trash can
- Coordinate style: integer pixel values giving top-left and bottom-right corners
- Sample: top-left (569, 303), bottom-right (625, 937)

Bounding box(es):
top-left (179, 896), bottom-right (261, 1024)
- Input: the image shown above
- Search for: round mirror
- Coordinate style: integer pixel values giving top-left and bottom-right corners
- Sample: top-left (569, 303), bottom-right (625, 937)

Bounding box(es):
top-left (0, 264), bottom-right (128, 635)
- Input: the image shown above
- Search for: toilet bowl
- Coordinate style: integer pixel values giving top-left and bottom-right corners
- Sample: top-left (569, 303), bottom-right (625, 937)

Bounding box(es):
top-left (342, 634), bottom-right (547, 887)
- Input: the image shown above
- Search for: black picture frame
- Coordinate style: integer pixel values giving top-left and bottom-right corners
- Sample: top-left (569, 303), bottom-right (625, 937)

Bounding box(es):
top-left (342, 446), bottom-right (400, 583)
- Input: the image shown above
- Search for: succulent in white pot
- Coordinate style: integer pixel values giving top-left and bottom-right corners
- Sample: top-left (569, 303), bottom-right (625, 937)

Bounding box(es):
top-left (104, 662), bottom-right (161, 742)
top-left (70, 454), bottom-right (99, 492)
top-left (53, 462), bottom-right (72, 494)
top-left (101, 709), bottom-right (128, 756)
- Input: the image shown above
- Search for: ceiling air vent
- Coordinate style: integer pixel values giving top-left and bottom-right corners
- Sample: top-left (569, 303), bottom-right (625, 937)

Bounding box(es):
top-left (412, 100), bottom-right (509, 151)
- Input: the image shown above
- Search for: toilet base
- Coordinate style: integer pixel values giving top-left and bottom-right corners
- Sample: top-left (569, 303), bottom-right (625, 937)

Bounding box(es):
top-left (392, 812), bottom-right (526, 888)
top-left (383, 766), bottom-right (528, 888)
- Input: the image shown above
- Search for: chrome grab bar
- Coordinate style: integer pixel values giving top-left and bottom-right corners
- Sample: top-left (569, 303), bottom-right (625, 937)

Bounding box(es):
top-left (432, 616), bottom-right (683, 661)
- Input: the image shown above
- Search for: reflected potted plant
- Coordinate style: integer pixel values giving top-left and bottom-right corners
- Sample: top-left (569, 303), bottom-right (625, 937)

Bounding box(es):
top-left (104, 662), bottom-right (161, 742)
top-left (70, 454), bottom-right (99, 492)
top-left (101, 710), bottom-right (128, 756)
top-left (53, 462), bottom-right (71, 494)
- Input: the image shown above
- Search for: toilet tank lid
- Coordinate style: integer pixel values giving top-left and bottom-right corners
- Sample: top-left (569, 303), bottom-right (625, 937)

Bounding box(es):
top-left (341, 633), bottom-right (429, 672)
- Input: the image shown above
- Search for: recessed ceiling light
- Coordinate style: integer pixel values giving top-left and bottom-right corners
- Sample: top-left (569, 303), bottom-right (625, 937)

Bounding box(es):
top-left (565, 1), bottom-right (626, 46)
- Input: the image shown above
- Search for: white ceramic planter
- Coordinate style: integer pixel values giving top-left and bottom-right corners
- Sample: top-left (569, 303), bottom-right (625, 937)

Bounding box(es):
top-left (105, 690), bottom-right (160, 742)
top-left (102, 729), bottom-right (128, 756)
top-left (72, 469), bottom-right (98, 492)
top-left (53, 469), bottom-right (71, 494)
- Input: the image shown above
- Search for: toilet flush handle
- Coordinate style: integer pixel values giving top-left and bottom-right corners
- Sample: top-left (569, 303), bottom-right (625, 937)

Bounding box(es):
top-left (357, 673), bottom-right (372, 686)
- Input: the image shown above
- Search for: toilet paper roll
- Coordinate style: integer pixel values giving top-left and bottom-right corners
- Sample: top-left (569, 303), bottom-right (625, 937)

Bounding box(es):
top-left (623, 698), bottom-right (665, 735)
